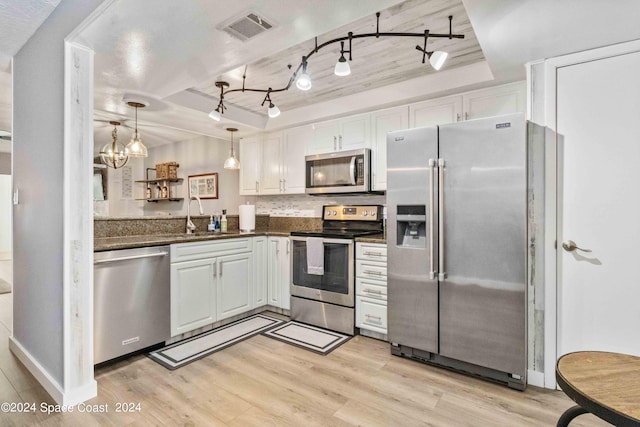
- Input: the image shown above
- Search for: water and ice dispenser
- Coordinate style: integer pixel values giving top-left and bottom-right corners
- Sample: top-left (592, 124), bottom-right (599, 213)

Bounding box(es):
top-left (395, 205), bottom-right (427, 248)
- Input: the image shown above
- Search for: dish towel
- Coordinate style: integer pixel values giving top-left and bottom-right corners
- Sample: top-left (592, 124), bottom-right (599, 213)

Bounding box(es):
top-left (306, 237), bottom-right (324, 275)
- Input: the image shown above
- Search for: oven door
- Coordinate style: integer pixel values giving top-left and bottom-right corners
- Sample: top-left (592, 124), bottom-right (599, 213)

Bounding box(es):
top-left (290, 236), bottom-right (354, 307)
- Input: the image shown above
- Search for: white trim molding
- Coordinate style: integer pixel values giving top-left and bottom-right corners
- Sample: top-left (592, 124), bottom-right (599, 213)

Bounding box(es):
top-left (527, 369), bottom-right (545, 388)
top-left (541, 38), bottom-right (640, 390)
top-left (63, 40), bottom-right (96, 404)
top-left (9, 337), bottom-right (65, 404)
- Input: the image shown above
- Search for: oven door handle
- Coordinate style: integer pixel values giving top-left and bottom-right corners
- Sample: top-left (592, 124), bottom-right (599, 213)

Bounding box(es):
top-left (350, 156), bottom-right (357, 185)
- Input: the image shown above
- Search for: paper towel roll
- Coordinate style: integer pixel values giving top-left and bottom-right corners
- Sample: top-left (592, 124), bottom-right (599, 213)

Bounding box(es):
top-left (239, 203), bottom-right (256, 233)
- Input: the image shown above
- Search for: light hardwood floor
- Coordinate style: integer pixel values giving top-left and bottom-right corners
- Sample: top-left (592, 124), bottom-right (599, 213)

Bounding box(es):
top-left (0, 302), bottom-right (609, 426)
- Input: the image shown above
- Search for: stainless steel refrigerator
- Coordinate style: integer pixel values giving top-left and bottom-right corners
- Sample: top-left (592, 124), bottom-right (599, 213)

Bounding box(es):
top-left (387, 113), bottom-right (527, 390)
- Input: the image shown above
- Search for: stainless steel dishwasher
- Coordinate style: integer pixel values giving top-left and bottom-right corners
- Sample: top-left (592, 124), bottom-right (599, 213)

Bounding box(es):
top-left (94, 245), bottom-right (170, 364)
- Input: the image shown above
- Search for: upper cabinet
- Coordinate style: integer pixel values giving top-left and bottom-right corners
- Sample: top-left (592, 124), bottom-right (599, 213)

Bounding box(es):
top-left (370, 106), bottom-right (409, 191)
top-left (409, 82), bottom-right (526, 128)
top-left (463, 82), bottom-right (526, 121)
top-left (409, 95), bottom-right (462, 128)
top-left (239, 136), bottom-right (262, 195)
top-left (307, 113), bottom-right (371, 155)
top-left (240, 126), bottom-right (310, 196)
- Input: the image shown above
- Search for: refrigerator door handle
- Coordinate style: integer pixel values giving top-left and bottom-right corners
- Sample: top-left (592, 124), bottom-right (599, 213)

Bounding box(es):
top-left (428, 158), bottom-right (437, 280)
top-left (438, 158), bottom-right (446, 280)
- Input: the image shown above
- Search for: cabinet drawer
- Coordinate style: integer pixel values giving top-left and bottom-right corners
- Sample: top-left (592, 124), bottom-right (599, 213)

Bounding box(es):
top-left (356, 243), bottom-right (387, 262)
top-left (356, 277), bottom-right (387, 300)
top-left (356, 297), bottom-right (387, 334)
top-left (356, 259), bottom-right (387, 280)
top-left (171, 238), bottom-right (252, 263)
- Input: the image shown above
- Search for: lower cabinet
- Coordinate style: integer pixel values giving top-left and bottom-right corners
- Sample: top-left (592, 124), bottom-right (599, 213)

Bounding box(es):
top-left (170, 238), bottom-right (255, 337)
top-left (170, 258), bottom-right (217, 336)
top-left (253, 236), bottom-right (267, 307)
top-left (216, 252), bottom-right (253, 321)
top-left (355, 242), bottom-right (388, 338)
top-left (267, 236), bottom-right (291, 310)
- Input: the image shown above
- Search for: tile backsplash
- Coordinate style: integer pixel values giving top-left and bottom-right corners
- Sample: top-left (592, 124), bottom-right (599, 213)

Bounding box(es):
top-left (255, 194), bottom-right (386, 217)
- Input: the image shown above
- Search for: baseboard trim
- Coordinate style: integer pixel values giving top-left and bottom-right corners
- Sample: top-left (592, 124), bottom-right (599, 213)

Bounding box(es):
top-left (527, 369), bottom-right (545, 388)
top-left (9, 336), bottom-right (64, 403)
top-left (9, 337), bottom-right (97, 405)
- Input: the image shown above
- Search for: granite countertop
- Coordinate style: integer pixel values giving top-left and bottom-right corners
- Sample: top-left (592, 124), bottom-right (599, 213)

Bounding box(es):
top-left (355, 233), bottom-right (386, 244)
top-left (95, 231), bottom-right (290, 252)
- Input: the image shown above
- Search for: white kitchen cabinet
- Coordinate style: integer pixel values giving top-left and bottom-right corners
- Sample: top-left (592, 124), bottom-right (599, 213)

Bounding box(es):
top-left (216, 252), bottom-right (253, 321)
top-left (260, 132), bottom-right (283, 195)
top-left (170, 258), bottom-right (217, 336)
top-left (370, 106), bottom-right (409, 191)
top-left (355, 242), bottom-right (387, 338)
top-left (239, 136), bottom-right (261, 195)
top-left (260, 128), bottom-right (308, 195)
top-left (170, 238), bottom-right (253, 336)
top-left (462, 81), bottom-right (526, 121)
top-left (267, 236), bottom-right (291, 310)
top-left (408, 82), bottom-right (526, 128)
top-left (307, 114), bottom-right (371, 155)
top-left (282, 125), bottom-right (310, 194)
top-left (409, 95), bottom-right (462, 128)
top-left (253, 236), bottom-right (267, 307)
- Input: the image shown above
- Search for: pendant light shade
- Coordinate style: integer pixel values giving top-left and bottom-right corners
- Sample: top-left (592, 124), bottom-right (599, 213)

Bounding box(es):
top-left (224, 127), bottom-right (240, 170)
top-left (125, 101), bottom-right (148, 157)
top-left (429, 51), bottom-right (448, 70)
top-left (334, 57), bottom-right (351, 76)
top-left (267, 103), bottom-right (281, 118)
top-left (209, 109), bottom-right (221, 121)
top-left (99, 121), bottom-right (129, 169)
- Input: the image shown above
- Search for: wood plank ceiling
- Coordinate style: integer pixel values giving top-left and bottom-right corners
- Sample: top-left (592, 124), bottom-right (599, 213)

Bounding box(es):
top-left (192, 0), bottom-right (485, 115)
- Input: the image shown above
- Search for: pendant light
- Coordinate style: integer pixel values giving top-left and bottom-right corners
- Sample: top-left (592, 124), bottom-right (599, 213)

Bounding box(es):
top-left (208, 81), bottom-right (229, 122)
top-left (125, 101), bottom-right (148, 157)
top-left (99, 121), bottom-right (129, 169)
top-left (262, 89), bottom-right (281, 118)
top-left (223, 127), bottom-right (240, 170)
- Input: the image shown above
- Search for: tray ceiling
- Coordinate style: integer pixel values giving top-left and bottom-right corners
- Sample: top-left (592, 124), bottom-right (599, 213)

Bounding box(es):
top-left (192, 0), bottom-right (484, 115)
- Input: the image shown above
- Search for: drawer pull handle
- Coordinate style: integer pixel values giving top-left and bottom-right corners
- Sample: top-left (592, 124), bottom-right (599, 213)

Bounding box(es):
top-left (365, 314), bottom-right (382, 321)
top-left (363, 251), bottom-right (383, 256)
top-left (364, 289), bottom-right (383, 295)
top-left (364, 270), bottom-right (383, 276)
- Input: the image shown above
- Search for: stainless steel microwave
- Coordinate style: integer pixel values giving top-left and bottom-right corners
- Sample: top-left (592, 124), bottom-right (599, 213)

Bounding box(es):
top-left (305, 148), bottom-right (372, 194)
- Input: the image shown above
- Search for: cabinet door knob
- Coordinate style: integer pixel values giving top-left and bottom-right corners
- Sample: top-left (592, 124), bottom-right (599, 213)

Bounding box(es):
top-left (339, 134), bottom-right (343, 150)
top-left (333, 136), bottom-right (337, 151)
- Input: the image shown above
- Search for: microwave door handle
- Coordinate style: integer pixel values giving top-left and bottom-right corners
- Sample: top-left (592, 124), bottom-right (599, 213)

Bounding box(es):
top-left (350, 156), bottom-right (357, 185)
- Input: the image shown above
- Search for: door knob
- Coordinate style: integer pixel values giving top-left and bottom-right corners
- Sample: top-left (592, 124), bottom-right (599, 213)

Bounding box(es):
top-left (562, 240), bottom-right (592, 253)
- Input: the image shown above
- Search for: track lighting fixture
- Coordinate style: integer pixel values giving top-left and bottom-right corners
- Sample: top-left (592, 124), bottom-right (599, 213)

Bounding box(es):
top-left (99, 121), bottom-right (129, 169)
top-left (334, 38), bottom-right (352, 77)
top-left (208, 81), bottom-right (229, 121)
top-left (223, 127), bottom-right (240, 170)
top-left (208, 14), bottom-right (464, 118)
top-left (296, 57), bottom-right (312, 91)
top-left (262, 89), bottom-right (281, 118)
top-left (125, 101), bottom-right (148, 157)
top-left (415, 27), bottom-right (450, 71)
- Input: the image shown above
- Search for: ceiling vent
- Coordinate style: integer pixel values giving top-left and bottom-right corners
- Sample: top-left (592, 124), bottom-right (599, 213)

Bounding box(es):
top-left (220, 12), bottom-right (274, 41)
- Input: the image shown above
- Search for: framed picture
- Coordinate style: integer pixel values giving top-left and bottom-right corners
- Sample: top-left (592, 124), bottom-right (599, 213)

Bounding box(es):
top-left (188, 173), bottom-right (218, 199)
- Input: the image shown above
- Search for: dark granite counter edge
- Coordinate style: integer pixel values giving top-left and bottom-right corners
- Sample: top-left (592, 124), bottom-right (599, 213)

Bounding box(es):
top-left (95, 231), bottom-right (291, 252)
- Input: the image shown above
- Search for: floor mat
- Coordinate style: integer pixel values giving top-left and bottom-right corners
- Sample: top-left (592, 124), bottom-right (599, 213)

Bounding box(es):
top-left (262, 321), bottom-right (351, 355)
top-left (148, 314), bottom-right (284, 370)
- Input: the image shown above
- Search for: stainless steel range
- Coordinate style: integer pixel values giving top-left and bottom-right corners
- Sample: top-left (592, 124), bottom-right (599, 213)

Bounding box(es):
top-left (290, 205), bottom-right (383, 335)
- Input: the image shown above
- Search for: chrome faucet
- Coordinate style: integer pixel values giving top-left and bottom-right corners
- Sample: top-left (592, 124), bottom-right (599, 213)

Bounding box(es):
top-left (186, 195), bottom-right (204, 234)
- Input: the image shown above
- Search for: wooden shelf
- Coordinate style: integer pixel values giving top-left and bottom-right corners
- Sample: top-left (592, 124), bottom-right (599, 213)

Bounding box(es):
top-left (135, 178), bottom-right (184, 184)
top-left (136, 197), bottom-right (184, 203)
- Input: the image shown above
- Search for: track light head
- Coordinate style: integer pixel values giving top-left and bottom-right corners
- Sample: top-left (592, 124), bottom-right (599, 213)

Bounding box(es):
top-left (428, 51), bottom-right (448, 70)
top-left (334, 41), bottom-right (351, 76)
top-left (208, 108), bottom-right (221, 121)
top-left (268, 103), bottom-right (281, 118)
top-left (296, 58), bottom-right (312, 91)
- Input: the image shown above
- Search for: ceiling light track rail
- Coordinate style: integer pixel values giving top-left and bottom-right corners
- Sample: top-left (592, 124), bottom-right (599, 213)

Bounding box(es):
top-left (208, 13), bottom-right (464, 120)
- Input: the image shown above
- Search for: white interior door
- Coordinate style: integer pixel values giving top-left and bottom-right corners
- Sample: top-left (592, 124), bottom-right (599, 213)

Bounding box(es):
top-left (557, 50), bottom-right (640, 357)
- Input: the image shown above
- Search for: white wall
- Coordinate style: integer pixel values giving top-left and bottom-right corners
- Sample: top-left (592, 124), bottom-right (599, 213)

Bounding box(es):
top-left (0, 174), bottom-right (11, 254)
top-left (102, 157), bottom-right (145, 217)
top-left (144, 135), bottom-right (250, 216)
top-left (12, 0), bottom-right (103, 390)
